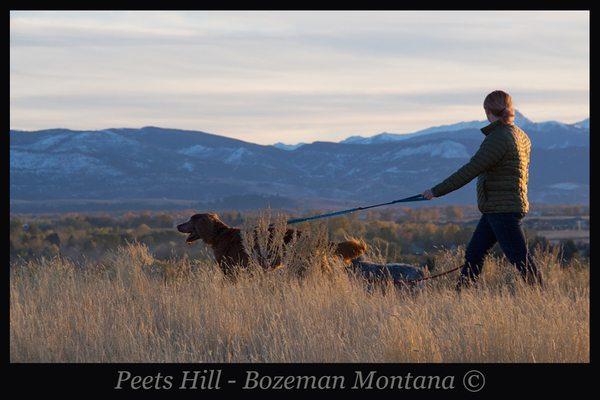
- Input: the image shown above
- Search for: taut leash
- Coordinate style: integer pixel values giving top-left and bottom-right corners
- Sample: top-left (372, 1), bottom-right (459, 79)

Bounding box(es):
top-left (285, 193), bottom-right (457, 284)
top-left (286, 194), bottom-right (428, 225)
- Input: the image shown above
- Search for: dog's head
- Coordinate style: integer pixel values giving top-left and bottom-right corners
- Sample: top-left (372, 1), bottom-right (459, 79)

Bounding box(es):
top-left (336, 238), bottom-right (368, 265)
top-left (177, 213), bottom-right (225, 244)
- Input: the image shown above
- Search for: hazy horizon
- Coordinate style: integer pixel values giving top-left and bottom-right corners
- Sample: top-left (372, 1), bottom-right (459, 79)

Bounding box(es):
top-left (10, 11), bottom-right (589, 145)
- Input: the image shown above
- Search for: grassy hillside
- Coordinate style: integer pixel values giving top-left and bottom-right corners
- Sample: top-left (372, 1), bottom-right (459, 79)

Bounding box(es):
top-left (10, 216), bottom-right (589, 363)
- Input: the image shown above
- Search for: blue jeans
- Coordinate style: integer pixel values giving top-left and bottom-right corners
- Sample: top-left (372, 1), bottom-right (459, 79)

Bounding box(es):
top-left (458, 212), bottom-right (543, 287)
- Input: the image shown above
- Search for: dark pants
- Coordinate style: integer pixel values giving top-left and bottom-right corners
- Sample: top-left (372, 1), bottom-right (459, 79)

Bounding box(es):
top-left (458, 212), bottom-right (543, 288)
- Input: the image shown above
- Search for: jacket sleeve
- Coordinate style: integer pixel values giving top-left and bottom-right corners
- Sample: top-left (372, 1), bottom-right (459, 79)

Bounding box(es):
top-left (431, 133), bottom-right (508, 197)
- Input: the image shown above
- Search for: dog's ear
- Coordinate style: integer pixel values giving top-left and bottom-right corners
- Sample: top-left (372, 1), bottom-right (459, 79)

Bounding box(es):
top-left (206, 213), bottom-right (229, 233)
top-left (207, 212), bottom-right (220, 221)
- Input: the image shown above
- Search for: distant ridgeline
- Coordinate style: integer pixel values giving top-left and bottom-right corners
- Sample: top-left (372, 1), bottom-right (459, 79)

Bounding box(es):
top-left (10, 112), bottom-right (589, 213)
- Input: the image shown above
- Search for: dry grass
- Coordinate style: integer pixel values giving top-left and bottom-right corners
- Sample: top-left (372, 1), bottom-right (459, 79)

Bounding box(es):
top-left (10, 214), bottom-right (589, 363)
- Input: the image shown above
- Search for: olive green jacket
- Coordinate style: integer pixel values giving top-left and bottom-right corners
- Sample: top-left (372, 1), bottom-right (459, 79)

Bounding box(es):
top-left (431, 120), bottom-right (531, 214)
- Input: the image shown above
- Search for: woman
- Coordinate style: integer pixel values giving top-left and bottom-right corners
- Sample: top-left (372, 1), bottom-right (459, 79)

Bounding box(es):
top-left (422, 90), bottom-right (543, 289)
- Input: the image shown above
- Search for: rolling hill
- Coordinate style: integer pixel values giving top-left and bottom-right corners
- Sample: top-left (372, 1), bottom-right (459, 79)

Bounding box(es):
top-left (10, 113), bottom-right (589, 212)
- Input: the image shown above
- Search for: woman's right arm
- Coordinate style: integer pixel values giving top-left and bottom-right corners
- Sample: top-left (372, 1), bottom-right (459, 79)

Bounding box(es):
top-left (429, 133), bottom-right (508, 198)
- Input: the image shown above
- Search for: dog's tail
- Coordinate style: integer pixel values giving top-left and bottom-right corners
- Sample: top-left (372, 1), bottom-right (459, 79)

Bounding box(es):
top-left (334, 238), bottom-right (367, 264)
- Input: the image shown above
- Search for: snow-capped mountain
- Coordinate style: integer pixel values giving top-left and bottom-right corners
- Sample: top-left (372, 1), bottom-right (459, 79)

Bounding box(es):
top-left (10, 113), bottom-right (589, 212)
top-left (573, 118), bottom-right (589, 130)
top-left (341, 121), bottom-right (487, 145)
top-left (338, 111), bottom-right (581, 146)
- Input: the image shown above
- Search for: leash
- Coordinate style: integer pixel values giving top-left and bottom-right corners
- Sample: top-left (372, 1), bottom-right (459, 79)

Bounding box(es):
top-left (285, 193), bottom-right (459, 284)
top-left (286, 194), bottom-right (428, 225)
top-left (394, 265), bottom-right (463, 285)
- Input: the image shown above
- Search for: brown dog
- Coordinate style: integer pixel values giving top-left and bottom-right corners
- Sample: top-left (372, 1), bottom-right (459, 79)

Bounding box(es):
top-left (177, 213), bottom-right (366, 275)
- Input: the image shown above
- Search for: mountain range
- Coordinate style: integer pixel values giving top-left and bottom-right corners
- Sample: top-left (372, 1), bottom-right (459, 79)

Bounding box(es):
top-left (10, 111), bottom-right (589, 212)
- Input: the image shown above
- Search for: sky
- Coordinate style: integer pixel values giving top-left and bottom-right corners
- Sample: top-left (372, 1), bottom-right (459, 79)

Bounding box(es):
top-left (10, 11), bottom-right (589, 145)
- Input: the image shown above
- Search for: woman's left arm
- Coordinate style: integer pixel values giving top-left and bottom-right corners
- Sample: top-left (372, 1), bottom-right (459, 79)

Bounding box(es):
top-left (428, 133), bottom-right (508, 198)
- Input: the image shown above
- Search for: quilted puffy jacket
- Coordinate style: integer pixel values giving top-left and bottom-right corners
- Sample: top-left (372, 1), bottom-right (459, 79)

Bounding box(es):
top-left (431, 120), bottom-right (531, 213)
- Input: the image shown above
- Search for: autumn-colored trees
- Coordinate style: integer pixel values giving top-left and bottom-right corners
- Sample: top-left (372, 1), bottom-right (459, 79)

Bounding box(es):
top-left (9, 207), bottom-right (588, 265)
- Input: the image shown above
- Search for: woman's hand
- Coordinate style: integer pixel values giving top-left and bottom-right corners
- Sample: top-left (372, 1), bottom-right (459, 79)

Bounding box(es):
top-left (422, 189), bottom-right (435, 200)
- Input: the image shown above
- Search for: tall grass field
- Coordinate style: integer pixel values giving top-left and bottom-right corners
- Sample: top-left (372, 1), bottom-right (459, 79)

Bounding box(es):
top-left (10, 217), bottom-right (589, 363)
